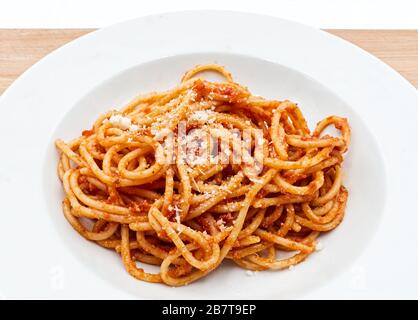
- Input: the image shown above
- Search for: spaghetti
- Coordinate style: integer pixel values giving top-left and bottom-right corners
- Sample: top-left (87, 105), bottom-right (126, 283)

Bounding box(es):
top-left (56, 64), bottom-right (350, 286)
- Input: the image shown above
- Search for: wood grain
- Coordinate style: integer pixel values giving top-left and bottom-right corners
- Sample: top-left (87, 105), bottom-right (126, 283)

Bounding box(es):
top-left (0, 29), bottom-right (417, 95)
top-left (329, 30), bottom-right (418, 89)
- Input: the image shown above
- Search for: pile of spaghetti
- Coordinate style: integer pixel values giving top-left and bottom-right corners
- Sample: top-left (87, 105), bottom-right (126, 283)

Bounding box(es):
top-left (56, 64), bottom-right (350, 286)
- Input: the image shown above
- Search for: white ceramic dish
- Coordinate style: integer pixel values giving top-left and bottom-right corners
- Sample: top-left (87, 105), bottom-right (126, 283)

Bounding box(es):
top-left (0, 11), bottom-right (417, 299)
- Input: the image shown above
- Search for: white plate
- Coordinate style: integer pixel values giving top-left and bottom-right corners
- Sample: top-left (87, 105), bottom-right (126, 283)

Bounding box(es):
top-left (0, 11), bottom-right (417, 300)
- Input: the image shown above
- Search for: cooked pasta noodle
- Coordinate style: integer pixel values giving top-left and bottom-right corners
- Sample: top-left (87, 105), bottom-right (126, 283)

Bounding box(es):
top-left (56, 64), bottom-right (350, 286)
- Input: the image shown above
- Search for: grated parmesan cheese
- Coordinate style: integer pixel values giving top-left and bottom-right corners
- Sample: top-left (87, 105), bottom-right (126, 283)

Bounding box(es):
top-left (216, 218), bottom-right (226, 231)
top-left (108, 115), bottom-right (140, 132)
top-left (129, 124), bottom-right (140, 132)
top-left (151, 127), bottom-right (171, 140)
top-left (315, 241), bottom-right (324, 251)
top-left (109, 115), bottom-right (131, 130)
top-left (219, 185), bottom-right (232, 194)
top-left (174, 205), bottom-right (182, 225)
top-left (189, 110), bottom-right (215, 124)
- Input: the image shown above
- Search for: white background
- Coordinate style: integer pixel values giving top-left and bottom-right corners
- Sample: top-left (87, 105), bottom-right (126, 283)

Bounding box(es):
top-left (0, 0), bottom-right (417, 29)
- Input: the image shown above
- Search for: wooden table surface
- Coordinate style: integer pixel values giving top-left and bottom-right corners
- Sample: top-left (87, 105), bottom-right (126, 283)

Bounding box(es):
top-left (0, 29), bottom-right (417, 95)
